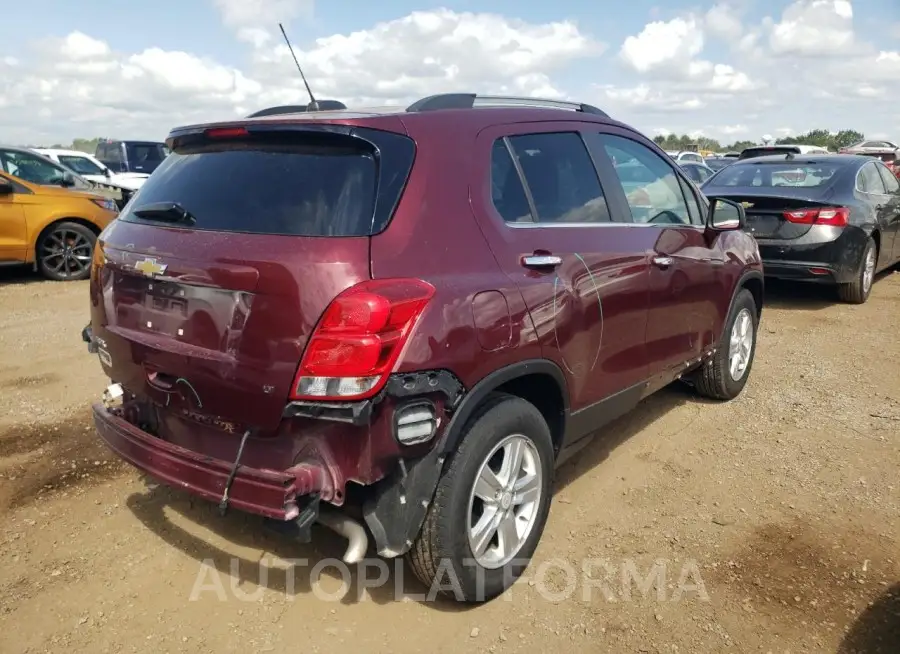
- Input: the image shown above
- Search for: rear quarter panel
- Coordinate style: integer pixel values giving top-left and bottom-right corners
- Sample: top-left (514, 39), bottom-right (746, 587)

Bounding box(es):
top-left (711, 229), bottom-right (763, 337)
top-left (369, 118), bottom-right (542, 389)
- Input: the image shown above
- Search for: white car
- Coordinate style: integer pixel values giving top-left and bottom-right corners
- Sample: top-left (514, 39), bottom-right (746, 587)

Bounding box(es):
top-left (33, 148), bottom-right (149, 193)
top-left (665, 150), bottom-right (705, 164)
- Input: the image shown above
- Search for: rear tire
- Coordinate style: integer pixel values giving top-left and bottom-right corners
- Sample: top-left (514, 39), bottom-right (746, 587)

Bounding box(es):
top-left (693, 288), bottom-right (758, 401)
top-left (36, 221), bottom-right (96, 281)
top-left (837, 237), bottom-right (876, 304)
top-left (406, 393), bottom-right (554, 603)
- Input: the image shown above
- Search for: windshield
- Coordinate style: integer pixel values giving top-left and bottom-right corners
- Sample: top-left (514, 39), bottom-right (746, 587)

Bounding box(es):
top-left (59, 155), bottom-right (106, 176)
top-left (125, 142), bottom-right (169, 173)
top-left (121, 139), bottom-right (380, 236)
top-left (708, 162), bottom-right (841, 188)
top-left (0, 149), bottom-right (91, 189)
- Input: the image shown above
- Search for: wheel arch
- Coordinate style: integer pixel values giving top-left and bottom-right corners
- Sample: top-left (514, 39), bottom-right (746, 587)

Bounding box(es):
top-left (726, 269), bottom-right (764, 327)
top-left (362, 359), bottom-right (569, 558)
top-left (439, 359), bottom-right (569, 456)
top-left (32, 217), bottom-right (101, 260)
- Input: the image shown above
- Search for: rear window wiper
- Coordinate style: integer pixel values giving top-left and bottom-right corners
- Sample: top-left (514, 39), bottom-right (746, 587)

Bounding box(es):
top-left (132, 201), bottom-right (197, 225)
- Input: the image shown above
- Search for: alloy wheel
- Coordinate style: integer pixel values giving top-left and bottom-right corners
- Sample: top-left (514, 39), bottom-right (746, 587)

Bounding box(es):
top-left (728, 308), bottom-right (754, 381)
top-left (40, 228), bottom-right (92, 279)
top-left (467, 434), bottom-right (542, 569)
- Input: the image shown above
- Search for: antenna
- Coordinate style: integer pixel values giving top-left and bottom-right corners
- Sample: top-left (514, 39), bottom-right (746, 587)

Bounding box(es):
top-left (278, 22), bottom-right (318, 111)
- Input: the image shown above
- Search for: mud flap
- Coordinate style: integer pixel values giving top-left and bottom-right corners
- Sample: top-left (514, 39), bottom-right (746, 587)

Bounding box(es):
top-left (363, 449), bottom-right (445, 558)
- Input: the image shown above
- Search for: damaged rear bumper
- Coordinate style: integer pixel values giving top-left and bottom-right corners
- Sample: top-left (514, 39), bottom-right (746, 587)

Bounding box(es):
top-left (92, 402), bottom-right (327, 521)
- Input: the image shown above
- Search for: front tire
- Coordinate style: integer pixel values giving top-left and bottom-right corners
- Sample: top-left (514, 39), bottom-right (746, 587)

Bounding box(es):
top-left (37, 221), bottom-right (96, 281)
top-left (837, 237), bottom-right (876, 304)
top-left (406, 393), bottom-right (554, 603)
top-left (693, 288), bottom-right (758, 401)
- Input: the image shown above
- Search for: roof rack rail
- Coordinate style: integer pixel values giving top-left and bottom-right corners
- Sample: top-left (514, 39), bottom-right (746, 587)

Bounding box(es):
top-left (405, 93), bottom-right (608, 117)
top-left (246, 100), bottom-right (347, 118)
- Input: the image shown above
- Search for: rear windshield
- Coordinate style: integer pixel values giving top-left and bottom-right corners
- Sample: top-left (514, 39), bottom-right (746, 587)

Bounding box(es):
top-left (739, 147), bottom-right (800, 160)
top-left (121, 138), bottom-right (381, 236)
top-left (709, 162), bottom-right (842, 188)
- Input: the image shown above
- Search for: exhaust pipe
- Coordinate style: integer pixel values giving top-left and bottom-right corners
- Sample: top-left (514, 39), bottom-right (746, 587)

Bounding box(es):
top-left (316, 511), bottom-right (368, 564)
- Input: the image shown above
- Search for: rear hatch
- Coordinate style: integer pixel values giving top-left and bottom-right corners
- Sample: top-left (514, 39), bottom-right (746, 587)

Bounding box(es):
top-left (90, 120), bottom-right (415, 432)
top-left (703, 159), bottom-right (845, 240)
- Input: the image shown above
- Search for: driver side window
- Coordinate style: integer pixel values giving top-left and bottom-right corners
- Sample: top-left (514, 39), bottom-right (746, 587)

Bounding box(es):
top-left (589, 134), bottom-right (698, 226)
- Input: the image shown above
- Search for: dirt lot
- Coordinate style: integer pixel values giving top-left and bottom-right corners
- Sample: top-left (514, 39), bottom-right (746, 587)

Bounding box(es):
top-left (1, 265), bottom-right (899, 654)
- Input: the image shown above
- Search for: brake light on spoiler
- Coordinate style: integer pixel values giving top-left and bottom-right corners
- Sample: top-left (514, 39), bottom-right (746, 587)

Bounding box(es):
top-left (290, 279), bottom-right (436, 401)
top-left (783, 207), bottom-right (849, 227)
top-left (205, 127), bottom-right (249, 139)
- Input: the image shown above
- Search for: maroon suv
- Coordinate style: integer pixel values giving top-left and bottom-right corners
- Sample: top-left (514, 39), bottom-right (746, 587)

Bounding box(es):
top-left (83, 93), bottom-right (763, 602)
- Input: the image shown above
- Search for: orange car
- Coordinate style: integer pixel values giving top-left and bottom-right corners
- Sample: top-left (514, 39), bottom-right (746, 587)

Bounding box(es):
top-left (0, 171), bottom-right (118, 280)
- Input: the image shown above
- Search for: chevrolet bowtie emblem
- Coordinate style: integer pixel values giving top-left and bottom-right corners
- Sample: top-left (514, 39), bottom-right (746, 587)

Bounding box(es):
top-left (134, 257), bottom-right (167, 277)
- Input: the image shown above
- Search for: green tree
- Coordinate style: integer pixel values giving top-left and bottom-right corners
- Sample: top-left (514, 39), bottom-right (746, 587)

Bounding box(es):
top-left (774, 128), bottom-right (866, 151)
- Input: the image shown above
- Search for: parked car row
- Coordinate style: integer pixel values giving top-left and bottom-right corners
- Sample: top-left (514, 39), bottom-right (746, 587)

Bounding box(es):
top-left (0, 139), bottom-right (168, 280)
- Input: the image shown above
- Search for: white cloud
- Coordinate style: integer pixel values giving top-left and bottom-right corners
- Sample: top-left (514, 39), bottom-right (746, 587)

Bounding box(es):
top-left (617, 15), bottom-right (760, 95)
top-left (0, 10), bottom-right (604, 144)
top-left (769, 0), bottom-right (855, 56)
top-left (704, 3), bottom-right (744, 40)
top-left (261, 9), bottom-right (606, 103)
top-left (600, 0), bottom-right (897, 142)
top-left (213, 0), bottom-right (314, 29)
top-left (620, 17), bottom-right (703, 73)
top-left (0, 2), bottom-right (894, 147)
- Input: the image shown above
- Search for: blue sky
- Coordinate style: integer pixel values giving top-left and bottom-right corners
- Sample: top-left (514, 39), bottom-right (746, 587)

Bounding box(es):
top-left (1, 0), bottom-right (898, 144)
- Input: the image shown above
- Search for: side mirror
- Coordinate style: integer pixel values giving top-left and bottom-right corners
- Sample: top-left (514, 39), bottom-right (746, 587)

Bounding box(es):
top-left (104, 168), bottom-right (112, 178)
top-left (61, 171), bottom-right (76, 187)
top-left (0, 180), bottom-right (13, 195)
top-left (707, 197), bottom-right (744, 230)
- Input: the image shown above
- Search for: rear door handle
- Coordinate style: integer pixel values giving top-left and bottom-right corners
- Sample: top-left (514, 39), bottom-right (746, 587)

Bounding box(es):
top-left (652, 256), bottom-right (674, 269)
top-left (522, 254), bottom-right (562, 269)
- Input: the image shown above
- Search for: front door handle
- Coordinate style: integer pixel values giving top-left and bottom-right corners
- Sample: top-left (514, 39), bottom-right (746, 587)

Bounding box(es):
top-left (522, 254), bottom-right (562, 269)
top-left (652, 256), bottom-right (674, 269)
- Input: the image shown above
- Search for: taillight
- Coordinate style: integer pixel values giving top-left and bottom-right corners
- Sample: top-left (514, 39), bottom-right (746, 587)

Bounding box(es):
top-left (205, 127), bottom-right (248, 139)
top-left (782, 207), bottom-right (849, 227)
top-left (290, 279), bottom-right (435, 401)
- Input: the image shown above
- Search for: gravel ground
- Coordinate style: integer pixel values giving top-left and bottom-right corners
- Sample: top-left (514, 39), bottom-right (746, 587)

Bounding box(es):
top-left (1, 264), bottom-right (899, 654)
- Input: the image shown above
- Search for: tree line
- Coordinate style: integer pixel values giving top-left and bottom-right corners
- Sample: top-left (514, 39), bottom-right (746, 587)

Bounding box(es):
top-left (652, 128), bottom-right (867, 154)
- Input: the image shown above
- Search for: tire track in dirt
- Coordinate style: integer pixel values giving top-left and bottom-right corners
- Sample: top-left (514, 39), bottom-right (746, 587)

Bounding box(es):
top-left (0, 409), bottom-right (127, 512)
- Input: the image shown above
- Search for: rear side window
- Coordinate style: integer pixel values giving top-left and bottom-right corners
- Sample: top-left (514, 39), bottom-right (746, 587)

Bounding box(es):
top-left (500, 132), bottom-right (610, 224)
top-left (121, 129), bottom-right (414, 236)
top-left (858, 162), bottom-right (887, 194)
top-left (490, 140), bottom-right (533, 222)
top-left (878, 164), bottom-right (900, 193)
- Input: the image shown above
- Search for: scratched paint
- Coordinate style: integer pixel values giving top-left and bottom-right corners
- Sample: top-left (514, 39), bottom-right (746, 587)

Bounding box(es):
top-left (551, 253), bottom-right (604, 378)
